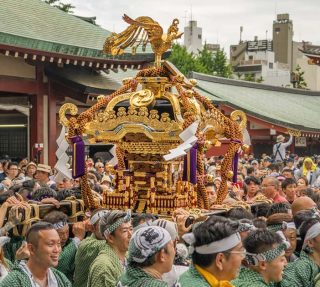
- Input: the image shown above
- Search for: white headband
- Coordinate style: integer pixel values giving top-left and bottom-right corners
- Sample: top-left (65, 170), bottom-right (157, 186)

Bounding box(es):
top-left (282, 221), bottom-right (296, 230)
top-left (303, 222), bottom-right (320, 249)
top-left (0, 236), bottom-right (10, 248)
top-left (183, 232), bottom-right (241, 254)
top-left (90, 210), bottom-right (108, 225)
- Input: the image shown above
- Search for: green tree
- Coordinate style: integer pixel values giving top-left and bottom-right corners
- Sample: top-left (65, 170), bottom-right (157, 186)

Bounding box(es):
top-left (211, 49), bottom-right (233, 78)
top-left (196, 44), bottom-right (214, 74)
top-left (168, 44), bottom-right (207, 76)
top-left (44, 0), bottom-right (75, 13)
top-left (293, 65), bottom-right (307, 89)
top-left (168, 44), bottom-right (233, 78)
top-left (244, 73), bottom-right (255, 82)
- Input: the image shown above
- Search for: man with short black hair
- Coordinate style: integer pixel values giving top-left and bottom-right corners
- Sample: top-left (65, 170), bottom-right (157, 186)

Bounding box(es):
top-left (3, 162), bottom-right (19, 181)
top-left (244, 176), bottom-right (261, 203)
top-left (0, 222), bottom-right (71, 286)
top-left (262, 157), bottom-right (272, 169)
top-left (282, 168), bottom-right (295, 179)
top-left (132, 213), bottom-right (156, 229)
top-left (285, 157), bottom-right (297, 171)
top-left (88, 210), bottom-right (132, 287)
top-left (232, 229), bottom-right (287, 286)
top-left (177, 216), bottom-right (244, 286)
top-left (282, 178), bottom-right (297, 204)
top-left (43, 211), bottom-right (85, 282)
top-left (205, 182), bottom-right (217, 206)
top-left (117, 225), bottom-right (175, 287)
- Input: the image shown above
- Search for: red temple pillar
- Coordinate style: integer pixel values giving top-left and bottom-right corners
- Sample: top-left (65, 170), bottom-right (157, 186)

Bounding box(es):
top-left (30, 65), bottom-right (47, 163)
top-left (48, 80), bottom-right (57, 167)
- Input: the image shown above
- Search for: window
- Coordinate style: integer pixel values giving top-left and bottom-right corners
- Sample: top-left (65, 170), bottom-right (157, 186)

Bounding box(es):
top-left (249, 55), bottom-right (253, 60)
top-left (275, 27), bottom-right (280, 34)
top-left (198, 34), bottom-right (202, 39)
top-left (269, 62), bottom-right (273, 69)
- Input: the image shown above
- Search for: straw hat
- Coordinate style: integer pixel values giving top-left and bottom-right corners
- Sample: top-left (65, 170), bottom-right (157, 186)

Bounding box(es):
top-left (26, 161), bottom-right (37, 169)
top-left (276, 135), bottom-right (285, 143)
top-left (101, 175), bottom-right (112, 184)
top-left (37, 164), bottom-right (52, 174)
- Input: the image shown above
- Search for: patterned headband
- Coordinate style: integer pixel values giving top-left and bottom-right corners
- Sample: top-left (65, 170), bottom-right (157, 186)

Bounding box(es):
top-left (52, 220), bottom-right (68, 230)
top-left (103, 209), bottom-right (131, 238)
top-left (183, 232), bottom-right (241, 255)
top-left (245, 241), bottom-right (289, 266)
top-left (90, 210), bottom-right (109, 225)
top-left (131, 226), bottom-right (171, 263)
top-left (267, 224), bottom-right (283, 233)
top-left (238, 222), bottom-right (256, 233)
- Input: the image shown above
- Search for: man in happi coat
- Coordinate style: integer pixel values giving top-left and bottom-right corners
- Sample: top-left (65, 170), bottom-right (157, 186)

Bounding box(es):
top-left (281, 217), bottom-right (320, 287)
top-left (176, 216), bottom-right (244, 287)
top-left (0, 222), bottom-right (71, 287)
top-left (73, 209), bottom-right (108, 287)
top-left (43, 211), bottom-right (85, 283)
top-left (232, 229), bottom-right (288, 287)
top-left (87, 210), bottom-right (132, 287)
top-left (117, 225), bottom-right (175, 287)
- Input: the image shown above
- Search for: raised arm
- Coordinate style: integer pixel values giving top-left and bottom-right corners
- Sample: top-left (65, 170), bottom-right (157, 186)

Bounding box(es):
top-left (283, 135), bottom-right (293, 148)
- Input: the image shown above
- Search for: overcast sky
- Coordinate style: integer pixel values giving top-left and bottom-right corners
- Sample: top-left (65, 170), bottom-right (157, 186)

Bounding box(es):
top-left (68, 0), bottom-right (319, 55)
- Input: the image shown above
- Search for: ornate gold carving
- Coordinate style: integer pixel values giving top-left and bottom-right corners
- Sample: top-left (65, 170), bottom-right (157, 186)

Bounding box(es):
top-left (106, 92), bottom-right (135, 112)
top-left (85, 107), bottom-right (182, 135)
top-left (121, 142), bottom-right (179, 154)
top-left (130, 89), bottom-right (155, 107)
top-left (287, 129), bottom-right (301, 137)
top-left (103, 14), bottom-right (183, 68)
top-left (88, 129), bottom-right (181, 143)
top-left (97, 95), bottom-right (105, 101)
top-left (230, 110), bottom-right (247, 130)
top-left (59, 103), bottom-right (78, 127)
top-left (122, 77), bottom-right (133, 85)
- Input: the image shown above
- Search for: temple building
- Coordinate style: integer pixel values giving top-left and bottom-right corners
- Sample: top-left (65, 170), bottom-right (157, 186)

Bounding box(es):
top-left (0, 0), bottom-right (157, 166)
top-left (190, 72), bottom-right (320, 156)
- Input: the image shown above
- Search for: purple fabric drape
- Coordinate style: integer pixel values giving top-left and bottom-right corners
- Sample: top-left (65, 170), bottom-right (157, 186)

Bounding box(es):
top-left (232, 151), bottom-right (239, 183)
top-left (70, 135), bottom-right (85, 179)
top-left (183, 145), bottom-right (197, 184)
top-left (230, 139), bottom-right (242, 184)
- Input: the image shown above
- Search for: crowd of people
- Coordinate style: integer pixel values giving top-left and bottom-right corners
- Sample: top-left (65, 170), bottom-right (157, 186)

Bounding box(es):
top-left (0, 149), bottom-right (320, 286)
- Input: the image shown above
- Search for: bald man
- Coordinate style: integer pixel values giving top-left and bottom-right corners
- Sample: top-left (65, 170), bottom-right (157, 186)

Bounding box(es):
top-left (291, 196), bottom-right (318, 216)
top-left (261, 177), bottom-right (288, 203)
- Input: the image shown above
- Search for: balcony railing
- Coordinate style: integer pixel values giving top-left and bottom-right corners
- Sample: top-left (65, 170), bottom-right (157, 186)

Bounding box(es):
top-left (239, 59), bottom-right (267, 66)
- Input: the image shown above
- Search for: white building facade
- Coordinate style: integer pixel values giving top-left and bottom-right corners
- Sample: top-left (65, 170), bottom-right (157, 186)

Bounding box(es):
top-left (233, 39), bottom-right (291, 87)
top-left (184, 20), bottom-right (202, 54)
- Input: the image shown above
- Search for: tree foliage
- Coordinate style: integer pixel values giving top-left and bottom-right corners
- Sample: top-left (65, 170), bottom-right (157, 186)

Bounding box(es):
top-left (44, 0), bottom-right (75, 13)
top-left (294, 65), bottom-right (307, 89)
top-left (168, 44), bottom-right (232, 78)
top-left (211, 49), bottom-right (233, 78)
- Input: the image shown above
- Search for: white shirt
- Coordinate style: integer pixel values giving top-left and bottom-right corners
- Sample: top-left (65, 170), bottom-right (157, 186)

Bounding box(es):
top-left (19, 261), bottom-right (58, 287)
top-left (0, 263), bottom-right (9, 282)
top-left (273, 135), bottom-right (293, 162)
